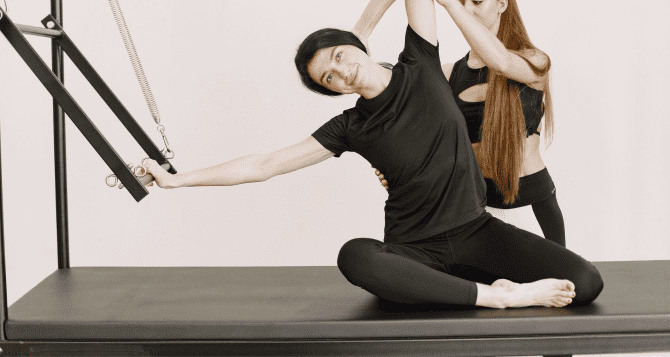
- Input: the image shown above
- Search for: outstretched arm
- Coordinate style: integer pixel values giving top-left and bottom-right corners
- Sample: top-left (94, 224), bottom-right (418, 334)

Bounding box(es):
top-left (351, 0), bottom-right (397, 50)
top-left (143, 136), bottom-right (334, 188)
top-left (405, 0), bottom-right (438, 46)
top-left (437, 0), bottom-right (547, 88)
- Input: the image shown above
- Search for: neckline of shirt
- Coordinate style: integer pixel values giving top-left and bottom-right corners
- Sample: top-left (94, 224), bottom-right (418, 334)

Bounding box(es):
top-left (355, 65), bottom-right (402, 115)
top-left (464, 51), bottom-right (487, 72)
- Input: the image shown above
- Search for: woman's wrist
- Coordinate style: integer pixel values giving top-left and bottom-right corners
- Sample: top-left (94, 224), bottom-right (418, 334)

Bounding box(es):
top-left (352, 0), bottom-right (396, 44)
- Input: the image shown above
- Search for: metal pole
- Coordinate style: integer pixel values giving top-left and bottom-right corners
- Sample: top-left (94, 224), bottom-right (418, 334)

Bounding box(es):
top-left (0, 82), bottom-right (9, 342)
top-left (51, 0), bottom-right (70, 269)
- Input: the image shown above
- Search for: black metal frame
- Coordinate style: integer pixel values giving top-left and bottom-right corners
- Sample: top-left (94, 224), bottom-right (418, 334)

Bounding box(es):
top-left (0, 0), bottom-right (176, 350)
top-left (0, 332), bottom-right (668, 356)
top-left (0, 12), bottom-right (176, 204)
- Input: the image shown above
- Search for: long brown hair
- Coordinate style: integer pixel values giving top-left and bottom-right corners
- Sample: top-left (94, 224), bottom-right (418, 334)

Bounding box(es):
top-left (470, 0), bottom-right (554, 204)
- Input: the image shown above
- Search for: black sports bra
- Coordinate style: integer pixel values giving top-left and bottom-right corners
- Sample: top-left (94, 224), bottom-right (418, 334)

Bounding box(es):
top-left (449, 52), bottom-right (545, 144)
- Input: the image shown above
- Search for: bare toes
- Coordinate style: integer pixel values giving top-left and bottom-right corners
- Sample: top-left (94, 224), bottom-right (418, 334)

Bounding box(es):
top-left (558, 290), bottom-right (576, 299)
top-left (558, 280), bottom-right (575, 291)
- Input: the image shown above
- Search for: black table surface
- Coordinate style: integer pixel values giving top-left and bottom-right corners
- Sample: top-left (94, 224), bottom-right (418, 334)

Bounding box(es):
top-left (5, 260), bottom-right (670, 340)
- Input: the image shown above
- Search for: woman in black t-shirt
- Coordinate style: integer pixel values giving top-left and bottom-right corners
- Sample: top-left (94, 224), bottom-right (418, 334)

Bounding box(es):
top-left (362, 0), bottom-right (566, 247)
top-left (143, 0), bottom-right (602, 309)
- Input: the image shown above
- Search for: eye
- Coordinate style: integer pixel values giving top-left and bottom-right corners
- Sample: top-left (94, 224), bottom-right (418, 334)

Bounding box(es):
top-left (473, 0), bottom-right (482, 4)
top-left (327, 74), bottom-right (333, 82)
top-left (336, 52), bottom-right (342, 61)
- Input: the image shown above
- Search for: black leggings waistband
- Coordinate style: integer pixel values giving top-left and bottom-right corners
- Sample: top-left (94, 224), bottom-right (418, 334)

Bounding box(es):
top-left (485, 167), bottom-right (555, 209)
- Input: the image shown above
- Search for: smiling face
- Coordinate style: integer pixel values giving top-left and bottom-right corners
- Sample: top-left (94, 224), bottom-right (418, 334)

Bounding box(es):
top-left (307, 45), bottom-right (371, 95)
top-left (461, 0), bottom-right (508, 33)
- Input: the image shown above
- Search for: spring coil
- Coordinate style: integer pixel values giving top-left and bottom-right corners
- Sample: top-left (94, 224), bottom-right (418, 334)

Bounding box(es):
top-left (105, 0), bottom-right (174, 189)
top-left (108, 0), bottom-right (161, 126)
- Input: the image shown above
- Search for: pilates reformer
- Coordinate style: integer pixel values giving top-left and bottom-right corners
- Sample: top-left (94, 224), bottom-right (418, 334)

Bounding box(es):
top-left (1, 2), bottom-right (670, 357)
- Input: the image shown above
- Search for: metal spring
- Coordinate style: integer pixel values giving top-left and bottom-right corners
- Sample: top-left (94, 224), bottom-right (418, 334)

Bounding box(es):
top-left (105, 0), bottom-right (175, 189)
top-left (108, 0), bottom-right (161, 125)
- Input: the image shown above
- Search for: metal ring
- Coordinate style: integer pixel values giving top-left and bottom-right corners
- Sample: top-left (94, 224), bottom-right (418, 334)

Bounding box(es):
top-left (105, 174), bottom-right (118, 187)
top-left (133, 165), bottom-right (146, 177)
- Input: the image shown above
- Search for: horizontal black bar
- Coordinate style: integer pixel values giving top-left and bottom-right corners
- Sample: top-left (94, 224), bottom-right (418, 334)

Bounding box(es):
top-left (16, 23), bottom-right (62, 38)
top-left (0, 332), bottom-right (669, 356)
top-left (42, 15), bottom-right (176, 175)
top-left (0, 11), bottom-right (149, 202)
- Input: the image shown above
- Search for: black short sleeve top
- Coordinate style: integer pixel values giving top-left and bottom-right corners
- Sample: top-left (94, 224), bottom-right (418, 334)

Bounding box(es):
top-left (312, 26), bottom-right (487, 243)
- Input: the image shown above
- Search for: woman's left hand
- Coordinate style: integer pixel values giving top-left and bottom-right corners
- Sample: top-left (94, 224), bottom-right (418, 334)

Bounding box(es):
top-left (142, 159), bottom-right (180, 189)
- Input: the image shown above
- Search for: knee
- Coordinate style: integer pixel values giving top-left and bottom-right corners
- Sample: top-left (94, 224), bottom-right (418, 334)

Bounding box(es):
top-left (571, 263), bottom-right (605, 306)
top-left (337, 238), bottom-right (383, 286)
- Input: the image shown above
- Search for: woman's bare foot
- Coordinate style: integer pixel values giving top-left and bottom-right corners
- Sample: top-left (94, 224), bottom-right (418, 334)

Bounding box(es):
top-left (476, 279), bottom-right (576, 309)
top-left (503, 279), bottom-right (576, 308)
top-left (490, 279), bottom-right (518, 291)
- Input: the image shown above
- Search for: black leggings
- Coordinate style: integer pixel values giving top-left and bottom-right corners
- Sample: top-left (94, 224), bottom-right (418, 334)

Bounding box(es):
top-left (337, 212), bottom-right (603, 306)
top-left (486, 168), bottom-right (566, 247)
top-left (532, 192), bottom-right (565, 247)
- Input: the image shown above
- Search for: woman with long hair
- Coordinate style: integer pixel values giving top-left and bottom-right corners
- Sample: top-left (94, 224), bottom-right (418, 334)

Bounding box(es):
top-left (143, 0), bottom-right (601, 308)
top-left (362, 0), bottom-right (565, 246)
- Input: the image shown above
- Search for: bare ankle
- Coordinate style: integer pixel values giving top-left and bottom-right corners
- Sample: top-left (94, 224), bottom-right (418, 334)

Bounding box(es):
top-left (475, 283), bottom-right (510, 309)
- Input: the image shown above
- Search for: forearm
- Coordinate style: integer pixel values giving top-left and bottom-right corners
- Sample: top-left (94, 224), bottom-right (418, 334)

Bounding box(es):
top-left (147, 137), bottom-right (332, 189)
top-left (352, 0), bottom-right (396, 42)
top-left (173, 154), bottom-right (272, 188)
top-left (439, 0), bottom-right (510, 72)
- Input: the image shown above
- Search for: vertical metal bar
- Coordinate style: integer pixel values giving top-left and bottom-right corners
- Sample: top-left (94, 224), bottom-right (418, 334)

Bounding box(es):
top-left (51, 0), bottom-right (69, 270)
top-left (0, 93), bottom-right (9, 342)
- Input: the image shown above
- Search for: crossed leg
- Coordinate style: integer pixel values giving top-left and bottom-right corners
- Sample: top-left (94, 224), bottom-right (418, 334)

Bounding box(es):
top-left (337, 213), bottom-right (603, 308)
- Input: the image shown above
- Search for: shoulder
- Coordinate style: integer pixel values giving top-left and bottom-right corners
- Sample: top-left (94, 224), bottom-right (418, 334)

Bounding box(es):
top-left (399, 25), bottom-right (440, 65)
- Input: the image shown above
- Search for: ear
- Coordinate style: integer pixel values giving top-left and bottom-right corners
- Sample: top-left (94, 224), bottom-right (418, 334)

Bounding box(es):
top-left (498, 0), bottom-right (508, 15)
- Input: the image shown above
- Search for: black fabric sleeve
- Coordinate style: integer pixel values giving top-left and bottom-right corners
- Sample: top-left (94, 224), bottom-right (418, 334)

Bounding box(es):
top-left (311, 112), bottom-right (351, 158)
top-left (398, 24), bottom-right (441, 65)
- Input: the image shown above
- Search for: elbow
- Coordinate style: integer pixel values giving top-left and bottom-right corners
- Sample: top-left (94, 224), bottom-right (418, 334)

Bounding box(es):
top-left (255, 154), bottom-right (277, 182)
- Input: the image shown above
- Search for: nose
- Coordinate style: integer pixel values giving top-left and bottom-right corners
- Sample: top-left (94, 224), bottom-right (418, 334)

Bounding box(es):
top-left (334, 62), bottom-right (353, 83)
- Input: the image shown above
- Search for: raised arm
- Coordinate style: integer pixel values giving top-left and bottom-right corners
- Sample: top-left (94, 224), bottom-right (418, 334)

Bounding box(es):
top-left (405, 0), bottom-right (438, 46)
top-left (143, 136), bottom-right (334, 188)
top-left (436, 0), bottom-right (547, 88)
top-left (351, 0), bottom-right (397, 49)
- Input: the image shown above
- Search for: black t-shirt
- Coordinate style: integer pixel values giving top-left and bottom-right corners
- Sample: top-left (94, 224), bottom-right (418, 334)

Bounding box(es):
top-left (312, 25), bottom-right (487, 243)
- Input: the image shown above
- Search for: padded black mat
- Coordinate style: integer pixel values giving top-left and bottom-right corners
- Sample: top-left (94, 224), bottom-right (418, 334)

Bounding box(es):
top-left (5, 261), bottom-right (670, 340)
